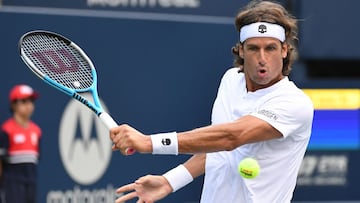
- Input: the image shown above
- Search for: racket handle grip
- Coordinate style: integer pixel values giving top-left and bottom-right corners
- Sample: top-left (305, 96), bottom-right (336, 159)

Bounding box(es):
top-left (99, 112), bottom-right (118, 129)
top-left (99, 112), bottom-right (136, 155)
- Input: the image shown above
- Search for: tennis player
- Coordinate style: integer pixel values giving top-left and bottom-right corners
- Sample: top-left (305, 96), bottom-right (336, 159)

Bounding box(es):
top-left (111, 1), bottom-right (314, 202)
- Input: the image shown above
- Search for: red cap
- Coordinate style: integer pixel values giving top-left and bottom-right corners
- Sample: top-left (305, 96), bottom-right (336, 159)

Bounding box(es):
top-left (9, 84), bottom-right (39, 102)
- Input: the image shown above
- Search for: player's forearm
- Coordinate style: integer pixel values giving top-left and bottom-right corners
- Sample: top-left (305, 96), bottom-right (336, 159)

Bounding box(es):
top-left (176, 115), bottom-right (282, 154)
top-left (163, 154), bottom-right (205, 193)
top-left (150, 118), bottom-right (247, 154)
top-left (177, 123), bottom-right (239, 154)
top-left (183, 153), bottom-right (205, 178)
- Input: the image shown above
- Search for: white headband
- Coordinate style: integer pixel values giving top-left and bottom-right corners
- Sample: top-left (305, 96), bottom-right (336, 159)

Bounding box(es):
top-left (240, 22), bottom-right (285, 43)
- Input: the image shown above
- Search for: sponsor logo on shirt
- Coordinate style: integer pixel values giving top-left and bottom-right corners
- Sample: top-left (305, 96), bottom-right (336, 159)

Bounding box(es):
top-left (14, 134), bottom-right (26, 143)
top-left (257, 109), bottom-right (278, 120)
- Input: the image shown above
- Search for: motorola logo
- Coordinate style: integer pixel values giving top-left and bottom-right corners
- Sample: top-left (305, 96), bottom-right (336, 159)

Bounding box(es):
top-left (59, 93), bottom-right (112, 185)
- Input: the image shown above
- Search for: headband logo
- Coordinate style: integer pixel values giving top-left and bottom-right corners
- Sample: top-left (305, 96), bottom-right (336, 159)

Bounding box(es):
top-left (258, 24), bottom-right (267, 34)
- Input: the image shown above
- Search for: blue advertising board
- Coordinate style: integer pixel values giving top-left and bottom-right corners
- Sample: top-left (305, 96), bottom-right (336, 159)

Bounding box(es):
top-left (0, 9), bottom-right (234, 203)
top-left (1, 0), bottom-right (249, 17)
top-left (295, 151), bottom-right (360, 202)
top-left (296, 89), bottom-right (360, 202)
top-left (303, 89), bottom-right (360, 150)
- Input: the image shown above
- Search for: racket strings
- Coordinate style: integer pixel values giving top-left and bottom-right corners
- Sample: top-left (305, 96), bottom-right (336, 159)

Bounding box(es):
top-left (21, 34), bottom-right (94, 90)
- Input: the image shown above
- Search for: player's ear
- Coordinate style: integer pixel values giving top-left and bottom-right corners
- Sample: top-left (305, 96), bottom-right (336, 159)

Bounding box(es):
top-left (281, 43), bottom-right (288, 58)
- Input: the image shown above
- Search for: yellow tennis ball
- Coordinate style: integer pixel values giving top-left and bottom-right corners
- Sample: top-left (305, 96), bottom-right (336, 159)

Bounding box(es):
top-left (238, 158), bottom-right (260, 179)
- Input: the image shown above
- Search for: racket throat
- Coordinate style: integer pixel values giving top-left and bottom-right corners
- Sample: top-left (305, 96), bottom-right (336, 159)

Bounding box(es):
top-left (72, 92), bottom-right (101, 116)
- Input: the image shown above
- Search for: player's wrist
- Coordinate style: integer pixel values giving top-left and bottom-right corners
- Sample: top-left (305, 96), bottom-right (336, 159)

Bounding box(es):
top-left (150, 132), bottom-right (178, 155)
top-left (163, 164), bottom-right (193, 192)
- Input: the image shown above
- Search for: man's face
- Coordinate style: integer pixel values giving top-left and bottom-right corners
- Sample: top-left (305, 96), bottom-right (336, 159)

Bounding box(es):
top-left (240, 37), bottom-right (288, 91)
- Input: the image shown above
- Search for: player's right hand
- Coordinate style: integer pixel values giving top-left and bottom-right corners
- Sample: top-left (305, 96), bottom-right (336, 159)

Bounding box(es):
top-left (110, 124), bottom-right (152, 155)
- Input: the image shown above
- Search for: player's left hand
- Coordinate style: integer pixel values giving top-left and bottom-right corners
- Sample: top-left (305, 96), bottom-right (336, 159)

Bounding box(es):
top-left (115, 175), bottom-right (172, 203)
top-left (110, 124), bottom-right (152, 155)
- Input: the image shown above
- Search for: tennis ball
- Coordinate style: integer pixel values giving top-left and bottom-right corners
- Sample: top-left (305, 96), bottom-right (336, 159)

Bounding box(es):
top-left (238, 158), bottom-right (260, 179)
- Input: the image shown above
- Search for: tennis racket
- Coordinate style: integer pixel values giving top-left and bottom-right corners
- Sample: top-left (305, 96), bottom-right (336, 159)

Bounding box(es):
top-left (18, 30), bottom-right (135, 155)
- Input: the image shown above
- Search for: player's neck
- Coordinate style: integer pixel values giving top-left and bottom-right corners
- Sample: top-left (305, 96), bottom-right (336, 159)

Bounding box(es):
top-left (245, 75), bottom-right (284, 92)
top-left (13, 114), bottom-right (31, 128)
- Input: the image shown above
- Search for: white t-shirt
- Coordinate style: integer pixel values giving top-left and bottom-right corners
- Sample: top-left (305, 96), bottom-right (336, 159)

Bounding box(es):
top-left (200, 68), bottom-right (314, 203)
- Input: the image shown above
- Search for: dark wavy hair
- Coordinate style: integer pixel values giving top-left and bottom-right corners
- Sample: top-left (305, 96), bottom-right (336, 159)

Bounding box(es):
top-left (232, 0), bottom-right (298, 76)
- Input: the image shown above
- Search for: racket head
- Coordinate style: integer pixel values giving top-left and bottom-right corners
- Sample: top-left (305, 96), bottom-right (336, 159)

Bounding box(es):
top-left (19, 30), bottom-right (96, 92)
top-left (19, 30), bottom-right (104, 115)
top-left (19, 30), bottom-right (136, 155)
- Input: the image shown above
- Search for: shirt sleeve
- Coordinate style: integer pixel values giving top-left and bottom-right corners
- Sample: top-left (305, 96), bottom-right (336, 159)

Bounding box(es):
top-left (250, 92), bottom-right (314, 140)
top-left (0, 130), bottom-right (9, 159)
top-left (211, 68), bottom-right (240, 125)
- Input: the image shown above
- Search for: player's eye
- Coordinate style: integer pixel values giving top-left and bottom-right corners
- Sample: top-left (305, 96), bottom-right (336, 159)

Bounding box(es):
top-left (247, 46), bottom-right (259, 51)
top-left (265, 45), bottom-right (278, 51)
